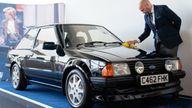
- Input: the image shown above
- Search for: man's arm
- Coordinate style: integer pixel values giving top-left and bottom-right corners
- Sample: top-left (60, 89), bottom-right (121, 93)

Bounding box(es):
top-left (138, 22), bottom-right (151, 42)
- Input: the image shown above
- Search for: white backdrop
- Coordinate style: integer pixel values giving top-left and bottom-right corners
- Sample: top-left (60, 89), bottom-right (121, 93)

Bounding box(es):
top-left (64, 0), bottom-right (192, 96)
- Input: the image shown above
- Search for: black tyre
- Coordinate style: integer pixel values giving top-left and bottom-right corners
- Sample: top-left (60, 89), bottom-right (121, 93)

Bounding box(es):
top-left (11, 63), bottom-right (27, 90)
top-left (65, 69), bottom-right (92, 108)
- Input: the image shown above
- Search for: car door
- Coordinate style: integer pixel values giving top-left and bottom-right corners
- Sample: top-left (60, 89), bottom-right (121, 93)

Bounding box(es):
top-left (24, 26), bottom-right (61, 86)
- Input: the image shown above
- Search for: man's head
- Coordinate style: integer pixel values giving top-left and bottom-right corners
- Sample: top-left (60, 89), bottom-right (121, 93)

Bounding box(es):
top-left (139, 0), bottom-right (152, 13)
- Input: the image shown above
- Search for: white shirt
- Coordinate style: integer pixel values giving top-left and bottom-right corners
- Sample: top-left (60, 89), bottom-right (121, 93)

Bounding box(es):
top-left (7, 20), bottom-right (16, 34)
top-left (151, 5), bottom-right (155, 24)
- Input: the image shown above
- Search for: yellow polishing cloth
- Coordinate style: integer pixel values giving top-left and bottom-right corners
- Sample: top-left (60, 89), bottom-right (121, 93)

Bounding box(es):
top-left (122, 42), bottom-right (136, 48)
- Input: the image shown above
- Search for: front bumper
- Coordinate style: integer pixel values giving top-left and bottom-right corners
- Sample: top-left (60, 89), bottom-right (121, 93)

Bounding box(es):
top-left (90, 70), bottom-right (185, 101)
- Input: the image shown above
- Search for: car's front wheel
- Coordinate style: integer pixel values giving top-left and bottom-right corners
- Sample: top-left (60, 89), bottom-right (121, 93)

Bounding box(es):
top-left (65, 69), bottom-right (92, 108)
top-left (11, 63), bottom-right (27, 90)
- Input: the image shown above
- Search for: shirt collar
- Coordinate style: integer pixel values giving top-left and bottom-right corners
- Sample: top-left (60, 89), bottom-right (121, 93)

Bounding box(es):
top-left (151, 5), bottom-right (155, 23)
top-left (151, 5), bottom-right (154, 14)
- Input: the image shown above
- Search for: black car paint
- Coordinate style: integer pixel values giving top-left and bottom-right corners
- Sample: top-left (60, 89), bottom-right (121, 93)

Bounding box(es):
top-left (8, 24), bottom-right (185, 102)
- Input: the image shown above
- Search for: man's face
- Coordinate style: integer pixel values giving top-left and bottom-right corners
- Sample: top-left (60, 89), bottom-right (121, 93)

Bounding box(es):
top-left (139, 3), bottom-right (152, 13)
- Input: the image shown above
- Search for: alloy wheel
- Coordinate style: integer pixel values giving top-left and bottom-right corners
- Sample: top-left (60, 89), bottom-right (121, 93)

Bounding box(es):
top-left (67, 73), bottom-right (85, 107)
top-left (12, 64), bottom-right (20, 89)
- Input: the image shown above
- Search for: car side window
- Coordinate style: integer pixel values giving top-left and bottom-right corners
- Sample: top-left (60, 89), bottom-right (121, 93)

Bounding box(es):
top-left (34, 27), bottom-right (58, 56)
top-left (16, 28), bottom-right (39, 49)
top-left (34, 27), bottom-right (57, 48)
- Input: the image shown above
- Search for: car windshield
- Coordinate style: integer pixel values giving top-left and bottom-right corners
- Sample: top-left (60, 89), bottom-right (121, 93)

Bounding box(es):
top-left (63, 25), bottom-right (122, 48)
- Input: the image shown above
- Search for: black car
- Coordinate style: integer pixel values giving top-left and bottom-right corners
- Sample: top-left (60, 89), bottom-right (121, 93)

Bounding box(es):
top-left (7, 24), bottom-right (185, 108)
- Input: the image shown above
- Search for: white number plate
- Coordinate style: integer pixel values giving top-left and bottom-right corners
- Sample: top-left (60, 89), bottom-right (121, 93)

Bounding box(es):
top-left (140, 74), bottom-right (169, 86)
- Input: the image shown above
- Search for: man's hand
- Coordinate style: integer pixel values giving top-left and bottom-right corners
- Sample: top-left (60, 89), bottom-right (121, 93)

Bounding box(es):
top-left (122, 40), bottom-right (140, 48)
top-left (126, 40), bottom-right (139, 44)
top-left (122, 40), bottom-right (139, 48)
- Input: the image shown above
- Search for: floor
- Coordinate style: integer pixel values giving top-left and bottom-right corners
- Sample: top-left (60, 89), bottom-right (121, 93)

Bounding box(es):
top-left (0, 49), bottom-right (191, 108)
top-left (0, 81), bottom-right (192, 108)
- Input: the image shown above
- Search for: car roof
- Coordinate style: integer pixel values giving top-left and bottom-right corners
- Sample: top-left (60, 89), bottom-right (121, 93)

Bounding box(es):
top-left (29, 23), bottom-right (103, 29)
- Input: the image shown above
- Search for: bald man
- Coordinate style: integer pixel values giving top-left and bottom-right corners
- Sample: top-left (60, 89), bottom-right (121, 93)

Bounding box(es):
top-left (129, 0), bottom-right (182, 57)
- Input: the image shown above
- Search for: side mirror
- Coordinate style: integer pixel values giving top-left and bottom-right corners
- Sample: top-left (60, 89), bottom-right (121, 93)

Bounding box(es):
top-left (43, 42), bottom-right (65, 56)
top-left (43, 42), bottom-right (57, 50)
top-left (56, 45), bottom-right (65, 56)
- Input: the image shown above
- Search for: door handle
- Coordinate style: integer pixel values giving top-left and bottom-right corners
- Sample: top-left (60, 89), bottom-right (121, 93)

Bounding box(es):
top-left (50, 56), bottom-right (56, 62)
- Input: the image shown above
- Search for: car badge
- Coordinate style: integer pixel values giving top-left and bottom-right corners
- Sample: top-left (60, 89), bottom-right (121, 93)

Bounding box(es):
top-left (149, 65), bottom-right (156, 70)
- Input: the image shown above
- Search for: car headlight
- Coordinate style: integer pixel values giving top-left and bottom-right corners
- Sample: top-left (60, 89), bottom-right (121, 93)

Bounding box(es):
top-left (165, 60), bottom-right (182, 71)
top-left (102, 63), bottom-right (131, 77)
top-left (135, 61), bottom-right (144, 74)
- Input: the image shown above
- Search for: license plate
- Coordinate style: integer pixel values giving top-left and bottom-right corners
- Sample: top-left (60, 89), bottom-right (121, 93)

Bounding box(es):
top-left (140, 74), bottom-right (169, 86)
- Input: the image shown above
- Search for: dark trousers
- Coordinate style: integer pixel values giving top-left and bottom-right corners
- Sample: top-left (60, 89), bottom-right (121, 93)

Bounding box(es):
top-left (155, 42), bottom-right (178, 57)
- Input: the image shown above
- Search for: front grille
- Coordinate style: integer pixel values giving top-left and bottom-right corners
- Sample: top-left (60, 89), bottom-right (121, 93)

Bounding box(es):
top-left (128, 59), bottom-right (167, 75)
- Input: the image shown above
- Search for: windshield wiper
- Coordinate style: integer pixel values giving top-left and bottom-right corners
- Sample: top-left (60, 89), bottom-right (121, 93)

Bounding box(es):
top-left (76, 41), bottom-right (106, 48)
top-left (76, 41), bottom-right (123, 48)
top-left (105, 41), bottom-right (122, 46)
